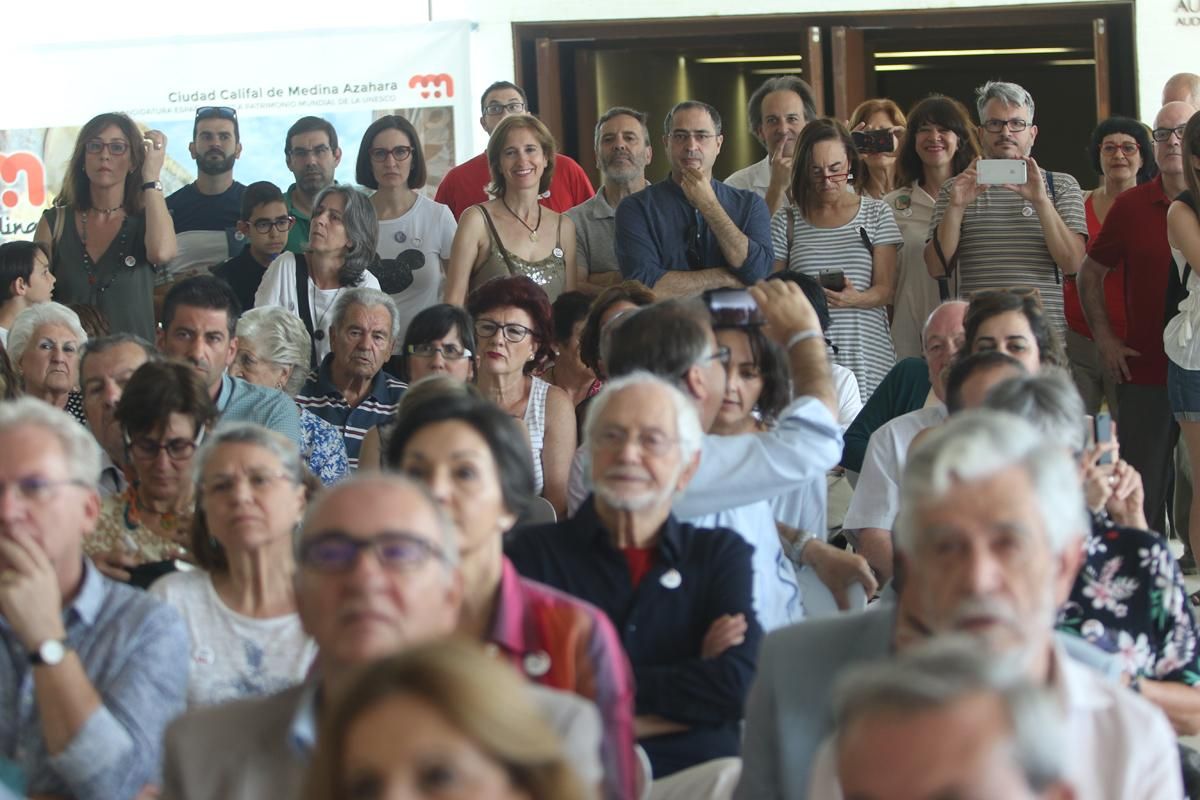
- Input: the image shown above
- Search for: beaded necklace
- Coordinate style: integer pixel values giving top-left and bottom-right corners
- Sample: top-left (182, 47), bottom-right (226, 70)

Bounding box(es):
top-left (79, 207), bottom-right (134, 298)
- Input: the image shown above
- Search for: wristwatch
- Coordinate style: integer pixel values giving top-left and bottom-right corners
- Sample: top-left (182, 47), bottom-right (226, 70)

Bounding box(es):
top-left (141, 180), bottom-right (163, 193)
top-left (30, 638), bottom-right (68, 666)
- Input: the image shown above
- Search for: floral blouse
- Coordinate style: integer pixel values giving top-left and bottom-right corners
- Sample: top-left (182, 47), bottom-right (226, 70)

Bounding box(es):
top-left (300, 407), bottom-right (348, 485)
top-left (85, 484), bottom-right (193, 565)
top-left (1057, 516), bottom-right (1200, 684)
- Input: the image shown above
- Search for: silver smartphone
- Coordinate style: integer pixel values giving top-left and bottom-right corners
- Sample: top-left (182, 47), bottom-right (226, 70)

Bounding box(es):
top-left (976, 159), bottom-right (1027, 185)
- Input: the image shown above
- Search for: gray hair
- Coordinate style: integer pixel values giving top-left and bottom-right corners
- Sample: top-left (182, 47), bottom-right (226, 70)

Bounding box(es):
top-left (601, 298), bottom-right (712, 387)
top-left (747, 75), bottom-right (818, 143)
top-left (79, 333), bottom-right (157, 382)
top-left (235, 307), bottom-right (312, 396)
top-left (975, 80), bottom-right (1035, 122)
top-left (982, 368), bottom-right (1087, 453)
top-left (833, 636), bottom-right (1066, 792)
top-left (583, 371), bottom-right (704, 466)
top-left (329, 287), bottom-right (401, 343)
top-left (297, 473), bottom-right (459, 572)
top-left (594, 106), bottom-right (651, 151)
top-left (0, 397), bottom-right (101, 486)
top-left (8, 301), bottom-right (88, 369)
top-left (664, 101), bottom-right (723, 136)
top-left (920, 299), bottom-right (968, 347)
top-left (310, 185), bottom-right (379, 286)
top-left (894, 410), bottom-right (1087, 555)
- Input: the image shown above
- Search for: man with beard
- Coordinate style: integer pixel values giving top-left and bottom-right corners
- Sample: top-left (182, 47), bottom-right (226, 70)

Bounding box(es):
top-left (162, 107), bottom-right (247, 285)
top-left (507, 371), bottom-right (761, 791)
top-left (566, 107), bottom-right (654, 294)
top-left (725, 75), bottom-right (817, 216)
top-left (735, 410), bottom-right (1182, 800)
top-left (282, 116), bottom-right (342, 253)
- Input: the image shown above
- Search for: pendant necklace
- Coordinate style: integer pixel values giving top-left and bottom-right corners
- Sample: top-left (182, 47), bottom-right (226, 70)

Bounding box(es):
top-left (502, 197), bottom-right (542, 242)
top-left (79, 206), bottom-right (131, 297)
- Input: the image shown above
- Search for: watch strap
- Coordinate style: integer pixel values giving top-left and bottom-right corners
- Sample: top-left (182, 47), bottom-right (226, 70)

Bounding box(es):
top-left (141, 180), bottom-right (163, 192)
top-left (30, 638), bottom-right (68, 666)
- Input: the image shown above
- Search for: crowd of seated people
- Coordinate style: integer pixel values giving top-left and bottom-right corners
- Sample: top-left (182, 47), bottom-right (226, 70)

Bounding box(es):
top-left (4, 68), bottom-right (1200, 800)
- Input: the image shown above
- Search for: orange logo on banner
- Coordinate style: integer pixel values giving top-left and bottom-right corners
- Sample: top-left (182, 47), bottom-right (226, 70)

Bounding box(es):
top-left (0, 152), bottom-right (47, 209)
top-left (408, 74), bottom-right (455, 100)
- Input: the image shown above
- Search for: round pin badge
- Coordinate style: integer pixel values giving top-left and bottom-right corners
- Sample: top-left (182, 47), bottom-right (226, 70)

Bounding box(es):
top-left (901, 208), bottom-right (913, 218)
top-left (553, 246), bottom-right (565, 259)
top-left (1021, 206), bottom-right (1034, 217)
top-left (124, 255), bottom-right (137, 268)
top-left (523, 650), bottom-right (552, 677)
top-left (660, 569), bottom-right (682, 589)
top-left (314, 329), bottom-right (325, 341)
top-left (233, 230), bottom-right (246, 241)
top-left (193, 646), bottom-right (215, 666)
top-left (393, 231), bottom-right (408, 244)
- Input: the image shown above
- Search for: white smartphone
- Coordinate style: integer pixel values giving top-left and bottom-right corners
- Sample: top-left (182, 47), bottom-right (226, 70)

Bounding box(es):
top-left (976, 159), bottom-right (1027, 185)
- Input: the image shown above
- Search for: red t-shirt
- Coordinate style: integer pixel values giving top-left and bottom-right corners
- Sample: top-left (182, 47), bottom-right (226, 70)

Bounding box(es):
top-left (434, 151), bottom-right (596, 221)
top-left (621, 546), bottom-right (656, 588)
top-left (1064, 193), bottom-right (1127, 340)
top-left (1087, 176), bottom-right (1173, 385)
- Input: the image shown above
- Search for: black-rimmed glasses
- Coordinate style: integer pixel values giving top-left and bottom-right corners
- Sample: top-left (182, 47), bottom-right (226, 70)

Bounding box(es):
top-left (982, 118), bottom-right (1030, 134)
top-left (484, 101), bottom-right (527, 116)
top-left (125, 427), bottom-right (205, 461)
top-left (249, 215), bottom-right (296, 234)
top-left (369, 146), bottom-right (415, 163)
top-left (299, 531), bottom-right (447, 573)
top-left (475, 319), bottom-right (533, 343)
top-left (1152, 125), bottom-right (1188, 143)
top-left (84, 139), bottom-right (129, 156)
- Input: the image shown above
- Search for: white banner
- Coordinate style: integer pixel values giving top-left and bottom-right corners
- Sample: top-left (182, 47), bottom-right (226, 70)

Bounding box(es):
top-left (0, 21), bottom-right (473, 240)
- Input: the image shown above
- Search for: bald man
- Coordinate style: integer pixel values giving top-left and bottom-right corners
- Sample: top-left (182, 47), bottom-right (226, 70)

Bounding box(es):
top-left (1163, 73), bottom-right (1200, 108)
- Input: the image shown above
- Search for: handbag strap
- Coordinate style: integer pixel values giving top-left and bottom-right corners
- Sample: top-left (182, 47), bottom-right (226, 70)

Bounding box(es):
top-left (293, 253), bottom-right (318, 368)
top-left (785, 206), bottom-right (795, 266)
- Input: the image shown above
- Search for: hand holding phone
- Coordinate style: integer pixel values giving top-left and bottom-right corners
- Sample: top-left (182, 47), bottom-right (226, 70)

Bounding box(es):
top-left (819, 269), bottom-right (846, 291)
top-left (976, 159), bottom-right (1027, 185)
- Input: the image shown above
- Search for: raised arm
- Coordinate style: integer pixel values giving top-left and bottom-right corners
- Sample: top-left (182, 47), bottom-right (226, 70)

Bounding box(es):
top-left (140, 131), bottom-right (178, 265)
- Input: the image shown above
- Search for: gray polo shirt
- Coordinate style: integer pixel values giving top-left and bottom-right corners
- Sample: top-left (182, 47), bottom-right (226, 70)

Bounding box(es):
top-left (566, 188), bottom-right (620, 275)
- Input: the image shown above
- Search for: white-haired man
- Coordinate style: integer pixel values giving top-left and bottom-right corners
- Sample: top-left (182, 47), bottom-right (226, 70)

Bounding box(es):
top-left (736, 410), bottom-right (1182, 799)
top-left (0, 398), bottom-right (189, 798)
top-left (508, 372), bottom-right (758, 793)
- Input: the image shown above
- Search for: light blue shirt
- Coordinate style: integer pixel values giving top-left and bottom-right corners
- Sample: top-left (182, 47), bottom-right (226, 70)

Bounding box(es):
top-left (216, 373), bottom-right (303, 447)
top-left (0, 559), bottom-right (189, 798)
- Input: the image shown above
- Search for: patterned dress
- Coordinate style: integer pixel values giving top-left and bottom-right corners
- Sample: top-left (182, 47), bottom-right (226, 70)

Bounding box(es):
top-left (1057, 515), bottom-right (1200, 684)
top-left (86, 484), bottom-right (193, 566)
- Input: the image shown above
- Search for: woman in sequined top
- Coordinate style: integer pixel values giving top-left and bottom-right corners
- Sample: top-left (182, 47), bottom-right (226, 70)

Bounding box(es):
top-left (445, 115), bottom-right (577, 305)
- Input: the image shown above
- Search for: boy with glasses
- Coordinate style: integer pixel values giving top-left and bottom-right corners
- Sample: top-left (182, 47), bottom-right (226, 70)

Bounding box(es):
top-left (211, 182), bottom-right (294, 312)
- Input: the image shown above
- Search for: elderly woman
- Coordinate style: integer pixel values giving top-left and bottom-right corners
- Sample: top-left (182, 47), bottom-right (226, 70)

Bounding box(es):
top-left (385, 379), bottom-right (636, 800)
top-left (358, 303), bottom-right (478, 471)
top-left (149, 423), bottom-right (317, 708)
top-left (86, 360), bottom-right (217, 586)
top-left (303, 639), bottom-right (589, 800)
top-left (445, 115), bottom-right (577, 305)
top-left (229, 306), bottom-right (348, 485)
top-left (7, 301), bottom-right (88, 425)
top-left (885, 95), bottom-right (981, 358)
top-left (466, 275), bottom-right (576, 517)
top-left (255, 185), bottom-right (382, 364)
top-left (1067, 117), bottom-right (1157, 414)
top-left (849, 98), bottom-right (907, 199)
top-left (773, 118), bottom-right (902, 400)
top-left (963, 289), bottom-right (1068, 374)
top-left (358, 114), bottom-right (457, 342)
top-left (34, 112), bottom-right (176, 341)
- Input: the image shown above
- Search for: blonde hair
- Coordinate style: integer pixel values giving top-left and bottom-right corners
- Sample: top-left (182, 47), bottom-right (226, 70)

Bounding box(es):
top-left (303, 637), bottom-right (589, 800)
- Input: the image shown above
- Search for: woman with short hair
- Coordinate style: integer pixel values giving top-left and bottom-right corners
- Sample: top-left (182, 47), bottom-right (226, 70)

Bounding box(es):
top-left (254, 185), bottom-right (382, 364)
top-left (7, 301), bottom-right (89, 425)
top-left (230, 306), bottom-right (348, 485)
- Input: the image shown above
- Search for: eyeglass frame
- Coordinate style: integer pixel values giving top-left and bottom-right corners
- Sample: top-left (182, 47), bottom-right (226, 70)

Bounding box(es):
top-left (0, 476), bottom-right (91, 503)
top-left (1152, 125), bottom-right (1188, 143)
top-left (474, 318), bottom-right (534, 344)
top-left (1100, 142), bottom-right (1140, 157)
top-left (124, 426), bottom-right (206, 461)
top-left (247, 215), bottom-right (296, 234)
top-left (287, 144), bottom-right (333, 159)
top-left (484, 101), bottom-right (527, 116)
top-left (981, 117), bottom-right (1031, 134)
top-left (298, 531), bottom-right (449, 574)
top-left (84, 139), bottom-right (130, 156)
top-left (668, 130), bottom-right (719, 144)
top-left (591, 425), bottom-right (679, 458)
top-left (368, 145), bottom-right (415, 163)
top-left (407, 343), bottom-right (473, 360)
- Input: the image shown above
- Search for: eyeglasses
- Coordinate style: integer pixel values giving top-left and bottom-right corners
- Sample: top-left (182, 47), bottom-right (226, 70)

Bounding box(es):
top-left (592, 426), bottom-right (678, 457)
top-left (701, 346), bottom-right (732, 367)
top-left (407, 343), bottom-right (472, 360)
top-left (196, 106), bottom-right (237, 121)
top-left (203, 470), bottom-right (295, 497)
top-left (84, 139), bottom-right (129, 156)
top-left (0, 476), bottom-right (89, 502)
top-left (1101, 143), bottom-right (1140, 157)
top-left (810, 170), bottom-right (851, 184)
top-left (299, 531), bottom-right (447, 573)
top-left (369, 146), bottom-right (415, 163)
top-left (249, 215), bottom-right (296, 233)
top-left (288, 144), bottom-right (332, 159)
top-left (669, 131), bottom-right (719, 144)
top-left (484, 101), bottom-right (527, 116)
top-left (1152, 125), bottom-right (1188, 142)
top-left (982, 118), bottom-right (1030, 134)
top-left (126, 427), bottom-right (205, 461)
top-left (475, 319), bottom-right (534, 343)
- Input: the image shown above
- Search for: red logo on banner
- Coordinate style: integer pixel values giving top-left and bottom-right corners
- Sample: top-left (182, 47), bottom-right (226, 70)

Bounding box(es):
top-left (408, 74), bottom-right (455, 100)
top-left (0, 152), bottom-right (47, 209)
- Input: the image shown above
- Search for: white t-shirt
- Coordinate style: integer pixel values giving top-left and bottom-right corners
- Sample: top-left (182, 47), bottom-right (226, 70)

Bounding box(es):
top-left (149, 570), bottom-right (317, 709)
top-left (373, 194), bottom-right (457, 348)
top-left (831, 363), bottom-right (862, 433)
top-left (254, 251), bottom-right (382, 363)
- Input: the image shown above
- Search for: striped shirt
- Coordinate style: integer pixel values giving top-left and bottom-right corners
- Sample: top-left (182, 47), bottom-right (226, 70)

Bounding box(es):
top-left (927, 171), bottom-right (1087, 333)
top-left (296, 355), bottom-right (406, 470)
top-left (771, 196), bottom-right (902, 400)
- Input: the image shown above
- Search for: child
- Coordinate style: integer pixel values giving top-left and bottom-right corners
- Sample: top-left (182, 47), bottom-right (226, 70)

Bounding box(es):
top-left (211, 181), bottom-right (293, 311)
top-left (0, 240), bottom-right (55, 347)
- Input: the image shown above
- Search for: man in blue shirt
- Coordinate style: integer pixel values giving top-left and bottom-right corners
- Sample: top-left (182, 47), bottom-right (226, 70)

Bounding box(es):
top-left (0, 398), bottom-right (188, 799)
top-left (297, 288), bottom-right (406, 470)
top-left (615, 100), bottom-right (773, 297)
top-left (158, 275), bottom-right (302, 446)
